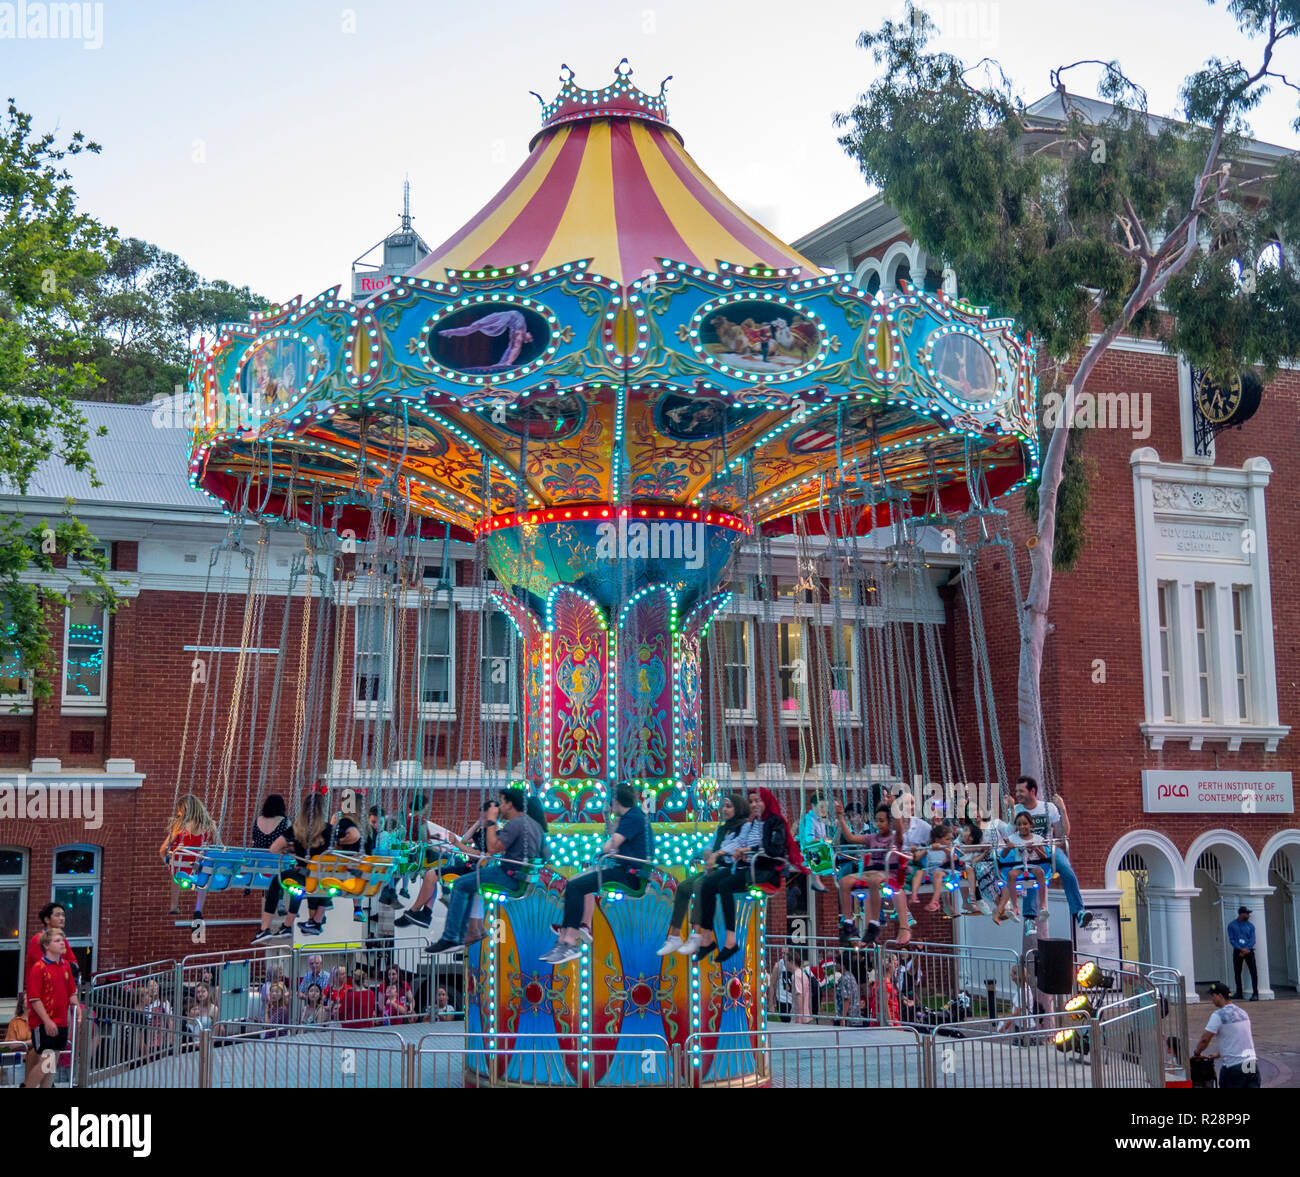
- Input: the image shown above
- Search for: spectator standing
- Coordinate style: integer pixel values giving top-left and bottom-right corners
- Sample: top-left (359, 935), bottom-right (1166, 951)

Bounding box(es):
top-left (24, 929), bottom-right (78, 1089)
top-left (1228, 907), bottom-right (1260, 1001)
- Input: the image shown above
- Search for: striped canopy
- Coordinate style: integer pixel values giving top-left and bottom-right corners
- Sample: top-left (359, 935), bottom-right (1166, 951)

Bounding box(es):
top-left (408, 118), bottom-right (821, 288)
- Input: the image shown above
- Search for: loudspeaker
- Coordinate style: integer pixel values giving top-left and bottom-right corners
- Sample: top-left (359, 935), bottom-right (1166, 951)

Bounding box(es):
top-left (1035, 939), bottom-right (1074, 995)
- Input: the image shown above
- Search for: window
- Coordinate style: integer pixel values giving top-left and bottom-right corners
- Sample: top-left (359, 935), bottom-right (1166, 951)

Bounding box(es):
top-left (354, 602), bottom-right (391, 708)
top-left (481, 610), bottom-right (516, 716)
top-left (1, 641), bottom-right (31, 709)
top-left (825, 623), bottom-right (859, 721)
top-left (777, 623), bottom-right (807, 723)
top-left (419, 603), bottom-right (454, 715)
top-left (1233, 587), bottom-right (1250, 721)
top-left (62, 598), bottom-right (107, 709)
top-left (1195, 585), bottom-right (1213, 721)
top-left (52, 846), bottom-right (98, 980)
top-left (0, 849), bottom-right (27, 1015)
top-left (713, 619), bottom-right (754, 721)
top-left (1157, 581), bottom-right (1175, 721)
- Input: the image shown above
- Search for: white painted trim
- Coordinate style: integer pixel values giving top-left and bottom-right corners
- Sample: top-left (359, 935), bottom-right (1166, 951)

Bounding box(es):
top-left (1105, 828), bottom-right (1190, 889)
top-left (1131, 450), bottom-right (1283, 748)
top-left (1185, 829), bottom-right (1267, 889)
top-left (1258, 830), bottom-right (1300, 874)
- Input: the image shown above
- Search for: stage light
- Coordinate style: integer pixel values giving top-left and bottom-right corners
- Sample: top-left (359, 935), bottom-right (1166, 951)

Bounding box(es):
top-left (1064, 994), bottom-right (1094, 1021)
top-left (1076, 961), bottom-right (1114, 990)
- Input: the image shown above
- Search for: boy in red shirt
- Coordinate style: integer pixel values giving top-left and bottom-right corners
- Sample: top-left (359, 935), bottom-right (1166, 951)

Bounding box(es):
top-left (25, 928), bottom-right (78, 1089)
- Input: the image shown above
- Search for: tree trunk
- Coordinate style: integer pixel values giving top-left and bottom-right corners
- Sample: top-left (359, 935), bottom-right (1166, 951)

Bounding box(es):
top-left (1016, 307), bottom-right (1152, 786)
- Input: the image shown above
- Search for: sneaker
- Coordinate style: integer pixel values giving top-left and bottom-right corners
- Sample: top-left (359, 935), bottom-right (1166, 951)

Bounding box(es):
top-left (548, 942), bottom-right (584, 966)
top-left (549, 923), bottom-right (593, 945)
top-left (864, 921), bottom-right (880, 945)
top-left (353, 909), bottom-right (366, 923)
top-left (299, 920), bottom-right (323, 936)
top-left (250, 928), bottom-right (273, 945)
top-left (1024, 918), bottom-right (1036, 933)
top-left (268, 924), bottom-right (293, 940)
top-left (1076, 910), bottom-right (1094, 929)
top-left (977, 900), bottom-right (992, 916)
top-left (657, 936), bottom-right (683, 957)
top-left (539, 943), bottom-right (568, 964)
top-left (810, 877), bottom-right (828, 893)
top-left (677, 933), bottom-right (702, 955)
top-left (425, 938), bottom-right (460, 955)
top-left (1250, 994), bottom-right (1259, 1002)
top-left (838, 922), bottom-right (856, 947)
top-left (395, 908), bottom-right (432, 929)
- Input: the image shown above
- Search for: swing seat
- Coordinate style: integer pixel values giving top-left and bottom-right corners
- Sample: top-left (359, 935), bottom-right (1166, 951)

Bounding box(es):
top-left (180, 847), bottom-right (288, 892)
top-left (481, 860), bottom-right (544, 901)
top-left (302, 853), bottom-right (398, 898)
top-left (601, 875), bottom-right (650, 901)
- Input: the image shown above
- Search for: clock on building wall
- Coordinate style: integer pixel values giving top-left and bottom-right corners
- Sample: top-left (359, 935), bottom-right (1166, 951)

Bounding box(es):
top-left (1191, 367), bottom-right (1263, 456)
top-left (1193, 368), bottom-right (1263, 428)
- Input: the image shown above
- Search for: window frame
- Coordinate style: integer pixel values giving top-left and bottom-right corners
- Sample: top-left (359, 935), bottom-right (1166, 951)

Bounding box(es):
top-left (51, 844), bottom-right (99, 982)
top-left (0, 847), bottom-right (28, 1019)
top-left (479, 607), bottom-right (518, 720)
top-left (61, 596), bottom-right (109, 713)
top-left (713, 617), bottom-right (756, 723)
top-left (417, 599), bottom-right (456, 719)
top-left (352, 599), bottom-right (394, 716)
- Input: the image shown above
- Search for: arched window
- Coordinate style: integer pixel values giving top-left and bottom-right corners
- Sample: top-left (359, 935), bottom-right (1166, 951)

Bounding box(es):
top-left (52, 845), bottom-right (100, 979)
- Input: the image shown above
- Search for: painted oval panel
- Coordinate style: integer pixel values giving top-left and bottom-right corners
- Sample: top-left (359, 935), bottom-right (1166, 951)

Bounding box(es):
top-left (429, 304), bottom-right (550, 374)
top-left (697, 300), bottom-right (821, 376)
top-left (931, 333), bottom-right (1000, 406)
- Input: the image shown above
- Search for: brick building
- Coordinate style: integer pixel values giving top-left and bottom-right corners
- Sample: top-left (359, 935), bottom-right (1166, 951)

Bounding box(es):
top-left (794, 99), bottom-right (1299, 1001)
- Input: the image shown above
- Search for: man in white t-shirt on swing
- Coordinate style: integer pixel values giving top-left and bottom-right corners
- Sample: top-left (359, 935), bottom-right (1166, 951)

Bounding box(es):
top-left (1002, 775), bottom-right (1092, 931)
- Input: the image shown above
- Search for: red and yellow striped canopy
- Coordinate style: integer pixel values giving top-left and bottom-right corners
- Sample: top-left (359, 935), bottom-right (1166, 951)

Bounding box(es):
top-left (409, 117), bottom-right (822, 287)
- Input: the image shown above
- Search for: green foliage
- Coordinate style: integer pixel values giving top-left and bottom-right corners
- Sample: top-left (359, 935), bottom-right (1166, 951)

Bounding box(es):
top-left (835, 3), bottom-right (1300, 571)
top-left (1023, 427), bottom-right (1091, 572)
top-left (0, 101), bottom-right (122, 702)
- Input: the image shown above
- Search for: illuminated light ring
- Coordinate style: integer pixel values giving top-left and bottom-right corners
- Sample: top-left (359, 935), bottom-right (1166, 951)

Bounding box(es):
top-left (345, 309), bottom-right (384, 389)
top-left (918, 323), bottom-right (1012, 413)
top-left (474, 503), bottom-right (748, 540)
top-left (226, 328), bottom-right (329, 420)
top-left (418, 293), bottom-right (563, 386)
top-left (680, 590), bottom-right (732, 638)
top-left (616, 583), bottom-right (678, 633)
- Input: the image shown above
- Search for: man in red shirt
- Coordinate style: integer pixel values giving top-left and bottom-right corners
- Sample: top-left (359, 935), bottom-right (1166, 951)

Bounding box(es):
top-left (26, 903), bottom-right (79, 980)
top-left (25, 928), bottom-right (79, 1089)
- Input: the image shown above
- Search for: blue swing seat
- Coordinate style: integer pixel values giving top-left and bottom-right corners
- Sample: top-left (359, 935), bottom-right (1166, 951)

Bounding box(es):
top-left (175, 847), bottom-right (289, 892)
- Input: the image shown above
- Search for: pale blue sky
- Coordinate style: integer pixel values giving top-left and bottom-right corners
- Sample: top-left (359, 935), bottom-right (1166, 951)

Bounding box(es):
top-left (3, 0), bottom-right (1296, 300)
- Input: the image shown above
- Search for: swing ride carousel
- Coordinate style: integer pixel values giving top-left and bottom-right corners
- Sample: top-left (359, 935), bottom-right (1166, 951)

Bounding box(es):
top-left (182, 61), bottom-right (1039, 1088)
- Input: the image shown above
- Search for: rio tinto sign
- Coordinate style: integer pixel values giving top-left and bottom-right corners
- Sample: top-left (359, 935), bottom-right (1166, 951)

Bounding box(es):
top-left (1141, 770), bottom-right (1293, 814)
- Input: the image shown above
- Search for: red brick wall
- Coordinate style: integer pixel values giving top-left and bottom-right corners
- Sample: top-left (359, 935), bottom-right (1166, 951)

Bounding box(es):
top-left (950, 347), bottom-right (1300, 889)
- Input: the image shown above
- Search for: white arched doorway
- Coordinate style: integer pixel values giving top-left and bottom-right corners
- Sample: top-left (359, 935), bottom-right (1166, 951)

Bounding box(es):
top-left (1260, 832), bottom-right (1300, 994)
top-left (1105, 831), bottom-right (1197, 993)
top-left (1185, 830), bottom-right (1272, 999)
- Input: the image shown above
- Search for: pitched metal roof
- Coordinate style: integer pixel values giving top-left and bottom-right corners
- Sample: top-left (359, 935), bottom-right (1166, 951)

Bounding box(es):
top-left (5, 396), bottom-right (218, 513)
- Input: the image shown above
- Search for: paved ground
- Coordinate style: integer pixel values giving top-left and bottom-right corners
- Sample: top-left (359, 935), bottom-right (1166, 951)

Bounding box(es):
top-left (1190, 987), bottom-right (1298, 1088)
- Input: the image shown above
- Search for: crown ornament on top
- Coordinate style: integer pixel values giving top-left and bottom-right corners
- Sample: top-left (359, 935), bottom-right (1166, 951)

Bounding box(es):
top-left (531, 58), bottom-right (673, 134)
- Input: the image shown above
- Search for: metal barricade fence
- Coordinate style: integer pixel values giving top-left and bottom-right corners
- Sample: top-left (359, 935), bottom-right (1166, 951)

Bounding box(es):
top-left (83, 958), bottom-right (188, 1087)
top-left (204, 1022), bottom-right (409, 1088)
top-left (413, 1032), bottom-right (677, 1089)
top-left (1094, 995), bottom-right (1166, 1089)
top-left (684, 1026), bottom-right (926, 1089)
top-left (875, 939), bottom-right (1021, 1027)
